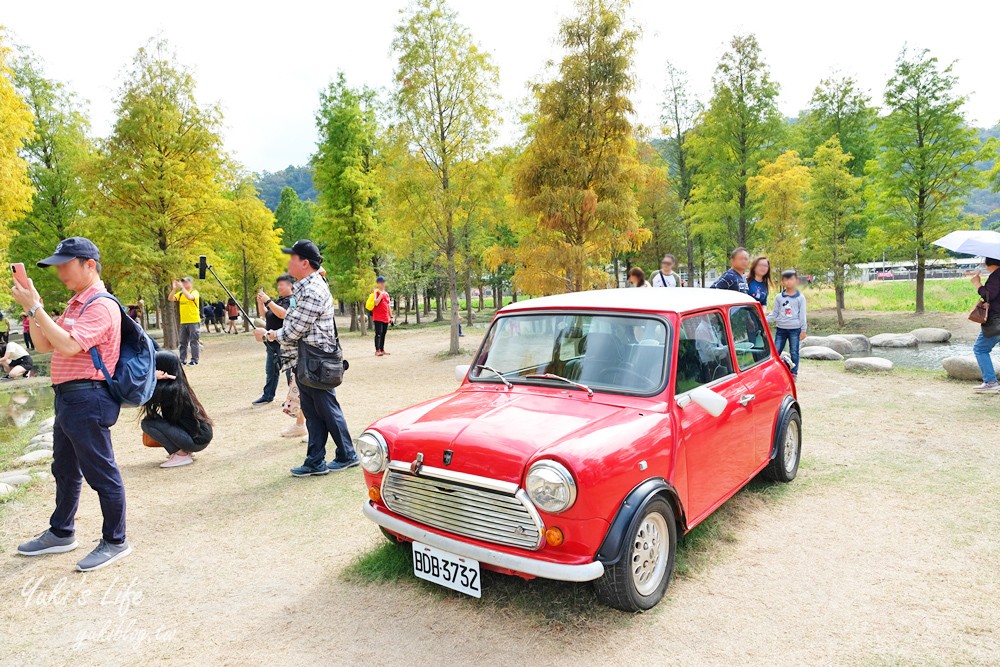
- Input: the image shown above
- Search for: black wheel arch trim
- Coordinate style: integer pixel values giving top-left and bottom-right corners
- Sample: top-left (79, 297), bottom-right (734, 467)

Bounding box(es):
top-left (769, 395), bottom-right (801, 461)
top-left (596, 477), bottom-right (684, 566)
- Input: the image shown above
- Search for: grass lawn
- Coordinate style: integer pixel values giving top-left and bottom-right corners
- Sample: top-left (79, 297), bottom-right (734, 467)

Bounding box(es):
top-left (803, 278), bottom-right (976, 313)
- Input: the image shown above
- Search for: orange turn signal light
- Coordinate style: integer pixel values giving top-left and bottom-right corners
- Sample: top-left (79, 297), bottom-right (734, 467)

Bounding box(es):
top-left (368, 486), bottom-right (381, 502)
top-left (544, 527), bottom-right (564, 547)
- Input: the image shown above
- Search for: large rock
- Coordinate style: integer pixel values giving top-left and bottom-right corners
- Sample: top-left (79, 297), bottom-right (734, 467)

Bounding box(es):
top-left (0, 483), bottom-right (15, 500)
top-left (830, 334), bottom-right (871, 353)
top-left (910, 327), bottom-right (952, 343)
top-left (845, 357), bottom-right (894, 373)
top-left (870, 333), bottom-right (919, 348)
top-left (0, 473), bottom-right (33, 487)
top-left (800, 346), bottom-right (844, 361)
top-left (36, 416), bottom-right (55, 434)
top-left (942, 355), bottom-right (1000, 381)
top-left (16, 449), bottom-right (52, 465)
top-left (801, 336), bottom-right (832, 348)
top-left (25, 432), bottom-right (54, 452)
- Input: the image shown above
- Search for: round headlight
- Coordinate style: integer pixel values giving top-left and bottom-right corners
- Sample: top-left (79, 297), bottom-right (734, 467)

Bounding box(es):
top-left (357, 430), bottom-right (388, 474)
top-left (525, 460), bottom-right (577, 513)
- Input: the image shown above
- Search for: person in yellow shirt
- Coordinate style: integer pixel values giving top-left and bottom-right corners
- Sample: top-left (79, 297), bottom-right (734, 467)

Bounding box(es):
top-left (168, 277), bottom-right (201, 365)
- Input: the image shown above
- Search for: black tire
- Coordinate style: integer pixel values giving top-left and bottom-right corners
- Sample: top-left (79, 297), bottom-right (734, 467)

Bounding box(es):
top-left (764, 408), bottom-right (801, 483)
top-left (594, 498), bottom-right (677, 612)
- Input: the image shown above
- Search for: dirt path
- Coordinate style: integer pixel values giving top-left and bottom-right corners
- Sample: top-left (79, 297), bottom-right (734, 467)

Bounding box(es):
top-left (1, 323), bottom-right (997, 666)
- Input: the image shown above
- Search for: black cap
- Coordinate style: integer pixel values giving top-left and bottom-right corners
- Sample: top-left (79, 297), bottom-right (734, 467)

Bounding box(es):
top-left (282, 239), bottom-right (323, 265)
top-left (37, 237), bottom-right (101, 268)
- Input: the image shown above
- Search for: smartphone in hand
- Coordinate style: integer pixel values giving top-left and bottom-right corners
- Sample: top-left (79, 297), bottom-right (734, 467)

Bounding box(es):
top-left (10, 263), bottom-right (29, 289)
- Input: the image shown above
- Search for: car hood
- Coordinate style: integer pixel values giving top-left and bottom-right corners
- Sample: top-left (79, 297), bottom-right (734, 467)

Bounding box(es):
top-left (378, 389), bottom-right (627, 484)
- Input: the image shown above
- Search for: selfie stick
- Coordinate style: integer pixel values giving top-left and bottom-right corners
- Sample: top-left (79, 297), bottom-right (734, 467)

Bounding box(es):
top-left (193, 255), bottom-right (264, 330)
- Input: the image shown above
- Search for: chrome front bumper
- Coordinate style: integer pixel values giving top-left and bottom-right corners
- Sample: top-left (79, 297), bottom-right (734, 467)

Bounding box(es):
top-left (363, 501), bottom-right (605, 583)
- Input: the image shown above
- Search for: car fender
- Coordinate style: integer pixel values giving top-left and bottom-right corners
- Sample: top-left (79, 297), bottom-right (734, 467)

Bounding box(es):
top-left (769, 395), bottom-right (801, 461)
top-left (595, 477), bottom-right (685, 566)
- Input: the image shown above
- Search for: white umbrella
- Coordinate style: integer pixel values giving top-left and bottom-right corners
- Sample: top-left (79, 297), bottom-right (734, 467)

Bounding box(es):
top-left (932, 230), bottom-right (1000, 259)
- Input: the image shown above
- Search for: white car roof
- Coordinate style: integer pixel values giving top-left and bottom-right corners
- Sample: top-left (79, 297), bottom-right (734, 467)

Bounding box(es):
top-left (499, 287), bottom-right (758, 315)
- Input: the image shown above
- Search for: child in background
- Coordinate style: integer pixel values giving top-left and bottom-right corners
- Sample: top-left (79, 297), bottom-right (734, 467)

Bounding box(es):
top-left (767, 270), bottom-right (808, 379)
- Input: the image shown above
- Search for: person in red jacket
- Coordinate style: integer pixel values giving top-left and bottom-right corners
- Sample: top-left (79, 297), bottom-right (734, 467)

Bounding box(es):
top-left (371, 276), bottom-right (393, 357)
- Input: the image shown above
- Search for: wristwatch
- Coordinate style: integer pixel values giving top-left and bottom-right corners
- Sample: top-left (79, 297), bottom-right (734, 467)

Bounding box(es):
top-left (28, 303), bottom-right (43, 319)
top-left (265, 299), bottom-right (274, 307)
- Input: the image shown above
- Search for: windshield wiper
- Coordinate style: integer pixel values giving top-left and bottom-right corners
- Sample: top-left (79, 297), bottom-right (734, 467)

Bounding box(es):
top-left (525, 373), bottom-right (593, 397)
top-left (476, 364), bottom-right (512, 388)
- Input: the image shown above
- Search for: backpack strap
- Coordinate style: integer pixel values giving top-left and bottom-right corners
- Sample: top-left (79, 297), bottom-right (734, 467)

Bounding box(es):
top-left (77, 292), bottom-right (124, 383)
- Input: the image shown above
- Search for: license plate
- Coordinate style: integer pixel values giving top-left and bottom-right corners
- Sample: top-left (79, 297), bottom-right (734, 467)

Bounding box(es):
top-left (412, 542), bottom-right (482, 598)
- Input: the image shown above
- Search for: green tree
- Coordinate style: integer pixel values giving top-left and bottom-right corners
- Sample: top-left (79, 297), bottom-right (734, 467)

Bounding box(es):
top-left (748, 150), bottom-right (810, 273)
top-left (390, 0), bottom-right (498, 353)
top-left (513, 0), bottom-right (648, 294)
top-left (0, 30), bottom-right (33, 282)
top-left (88, 39), bottom-right (228, 348)
top-left (868, 47), bottom-right (997, 313)
top-left (220, 178), bottom-right (284, 329)
top-left (631, 141), bottom-right (681, 277)
top-left (797, 74), bottom-right (876, 177)
top-left (312, 72), bottom-right (381, 334)
top-left (660, 61), bottom-right (699, 283)
top-left (690, 33), bottom-right (784, 251)
top-left (10, 48), bottom-right (94, 307)
top-left (273, 186), bottom-right (315, 246)
top-left (804, 138), bottom-right (865, 326)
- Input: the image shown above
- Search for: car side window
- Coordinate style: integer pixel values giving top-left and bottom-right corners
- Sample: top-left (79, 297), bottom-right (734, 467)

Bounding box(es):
top-left (729, 306), bottom-right (771, 370)
top-left (675, 312), bottom-right (734, 394)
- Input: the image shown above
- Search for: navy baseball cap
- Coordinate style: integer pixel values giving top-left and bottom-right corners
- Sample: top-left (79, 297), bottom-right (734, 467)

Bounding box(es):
top-left (376, 276), bottom-right (386, 283)
top-left (282, 239), bottom-right (323, 264)
top-left (37, 237), bottom-right (101, 268)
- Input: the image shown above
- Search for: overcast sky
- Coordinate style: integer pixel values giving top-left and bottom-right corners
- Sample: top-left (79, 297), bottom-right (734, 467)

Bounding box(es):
top-left (4, 0), bottom-right (998, 173)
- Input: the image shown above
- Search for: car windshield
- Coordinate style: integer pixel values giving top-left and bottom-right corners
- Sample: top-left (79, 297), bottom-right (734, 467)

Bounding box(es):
top-left (471, 312), bottom-right (670, 395)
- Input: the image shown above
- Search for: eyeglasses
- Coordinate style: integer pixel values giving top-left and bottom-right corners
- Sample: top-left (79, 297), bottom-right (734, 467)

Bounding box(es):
top-left (661, 261), bottom-right (673, 266)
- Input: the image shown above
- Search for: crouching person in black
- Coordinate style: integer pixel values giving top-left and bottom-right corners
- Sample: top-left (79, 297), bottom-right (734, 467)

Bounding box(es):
top-left (141, 351), bottom-right (213, 469)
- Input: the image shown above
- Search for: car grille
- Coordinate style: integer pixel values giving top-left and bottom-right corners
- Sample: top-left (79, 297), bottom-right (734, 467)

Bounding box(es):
top-left (381, 466), bottom-right (543, 550)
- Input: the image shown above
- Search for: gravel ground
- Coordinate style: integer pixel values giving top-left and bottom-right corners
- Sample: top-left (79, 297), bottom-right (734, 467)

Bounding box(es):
top-left (0, 321), bottom-right (997, 666)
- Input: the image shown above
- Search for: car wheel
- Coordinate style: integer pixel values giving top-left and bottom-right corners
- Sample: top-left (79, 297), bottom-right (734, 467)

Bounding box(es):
top-left (765, 409), bottom-right (801, 483)
top-left (594, 498), bottom-right (677, 612)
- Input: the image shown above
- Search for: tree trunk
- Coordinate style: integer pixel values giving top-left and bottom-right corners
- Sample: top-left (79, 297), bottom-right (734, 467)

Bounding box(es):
top-left (613, 256), bottom-right (621, 287)
top-left (447, 256), bottom-right (461, 354)
top-left (835, 282), bottom-right (846, 327)
top-left (686, 224), bottom-right (695, 289)
top-left (477, 281), bottom-right (484, 311)
top-left (434, 280), bottom-right (444, 322)
top-left (357, 301), bottom-right (368, 335)
top-left (415, 288), bottom-right (421, 325)
top-left (464, 270), bottom-right (473, 327)
top-left (160, 287), bottom-right (178, 350)
top-left (349, 302), bottom-right (359, 332)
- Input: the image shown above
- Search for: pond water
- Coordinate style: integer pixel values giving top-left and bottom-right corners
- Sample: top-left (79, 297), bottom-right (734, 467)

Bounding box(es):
top-left (812, 337), bottom-right (997, 371)
top-left (0, 385), bottom-right (54, 455)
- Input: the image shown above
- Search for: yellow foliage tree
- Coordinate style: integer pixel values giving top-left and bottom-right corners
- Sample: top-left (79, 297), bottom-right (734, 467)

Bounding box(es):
top-left (747, 150), bottom-right (810, 273)
top-left (0, 29), bottom-right (34, 277)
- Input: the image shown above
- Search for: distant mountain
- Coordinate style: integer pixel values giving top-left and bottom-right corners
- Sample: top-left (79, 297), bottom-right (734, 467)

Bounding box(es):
top-left (254, 165), bottom-right (316, 211)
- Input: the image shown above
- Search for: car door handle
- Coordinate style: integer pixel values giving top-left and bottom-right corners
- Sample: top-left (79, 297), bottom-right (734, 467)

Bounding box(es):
top-left (738, 393), bottom-right (756, 407)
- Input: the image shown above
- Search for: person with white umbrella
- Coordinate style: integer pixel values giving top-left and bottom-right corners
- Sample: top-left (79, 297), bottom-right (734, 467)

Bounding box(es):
top-left (933, 230), bottom-right (1000, 392)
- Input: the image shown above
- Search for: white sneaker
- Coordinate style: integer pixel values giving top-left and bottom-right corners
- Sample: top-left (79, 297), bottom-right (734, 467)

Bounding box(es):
top-left (160, 453), bottom-right (194, 468)
top-left (973, 382), bottom-right (1000, 393)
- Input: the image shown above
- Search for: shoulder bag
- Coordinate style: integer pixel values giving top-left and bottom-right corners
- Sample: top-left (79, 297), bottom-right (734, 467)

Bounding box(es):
top-left (969, 299), bottom-right (989, 324)
top-left (296, 306), bottom-right (349, 390)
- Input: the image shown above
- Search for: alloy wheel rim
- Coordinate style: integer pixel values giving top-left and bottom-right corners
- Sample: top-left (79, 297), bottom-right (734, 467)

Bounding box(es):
top-left (784, 420), bottom-right (800, 474)
top-left (630, 512), bottom-right (669, 596)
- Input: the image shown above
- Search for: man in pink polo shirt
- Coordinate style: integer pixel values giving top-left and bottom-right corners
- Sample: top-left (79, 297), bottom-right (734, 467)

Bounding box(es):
top-left (10, 237), bottom-right (132, 572)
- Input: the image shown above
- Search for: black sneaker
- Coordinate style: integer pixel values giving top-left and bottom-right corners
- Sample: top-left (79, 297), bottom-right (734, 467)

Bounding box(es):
top-left (251, 397), bottom-right (272, 405)
top-left (327, 459), bottom-right (360, 472)
top-left (188, 361), bottom-right (199, 366)
top-left (290, 464), bottom-right (330, 477)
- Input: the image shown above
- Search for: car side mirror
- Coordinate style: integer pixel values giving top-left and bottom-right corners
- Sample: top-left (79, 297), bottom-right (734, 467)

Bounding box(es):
top-left (678, 386), bottom-right (727, 417)
top-left (455, 364), bottom-right (470, 382)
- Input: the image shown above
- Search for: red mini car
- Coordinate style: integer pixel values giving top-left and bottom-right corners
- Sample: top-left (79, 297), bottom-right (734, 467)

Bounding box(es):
top-left (357, 288), bottom-right (801, 611)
